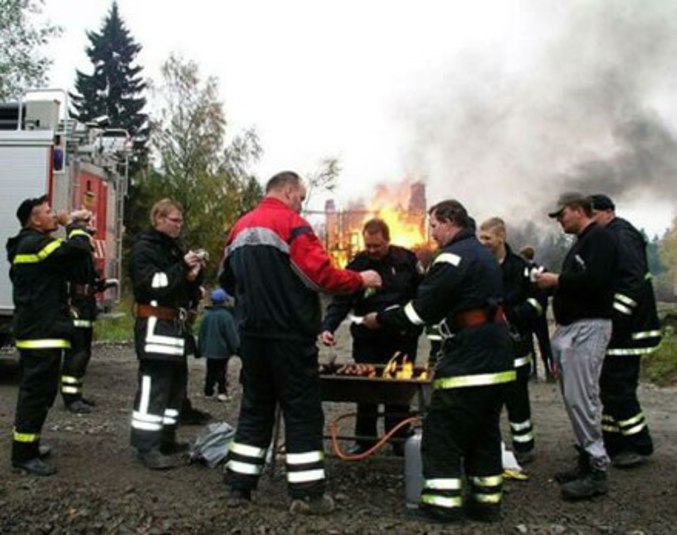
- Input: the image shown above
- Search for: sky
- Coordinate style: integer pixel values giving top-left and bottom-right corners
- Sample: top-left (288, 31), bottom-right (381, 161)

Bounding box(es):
top-left (39, 0), bottom-right (677, 236)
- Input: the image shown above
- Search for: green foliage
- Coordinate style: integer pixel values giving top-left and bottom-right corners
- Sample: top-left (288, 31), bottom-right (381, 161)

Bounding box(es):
top-left (0, 0), bottom-right (61, 100)
top-left (304, 157), bottom-right (341, 210)
top-left (93, 295), bottom-right (134, 343)
top-left (69, 0), bottom-right (149, 175)
top-left (641, 326), bottom-right (677, 387)
top-left (136, 54), bottom-right (263, 281)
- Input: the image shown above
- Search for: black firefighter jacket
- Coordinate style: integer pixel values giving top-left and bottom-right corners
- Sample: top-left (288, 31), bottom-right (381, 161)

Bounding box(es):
top-left (378, 228), bottom-right (515, 389)
top-left (501, 244), bottom-right (548, 367)
top-left (606, 217), bottom-right (662, 356)
top-left (129, 229), bottom-right (203, 362)
top-left (6, 225), bottom-right (92, 349)
top-left (322, 245), bottom-right (424, 341)
top-left (69, 244), bottom-right (104, 327)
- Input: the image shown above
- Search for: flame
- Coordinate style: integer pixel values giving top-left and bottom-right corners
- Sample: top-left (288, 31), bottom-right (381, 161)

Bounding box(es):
top-left (362, 207), bottom-right (427, 250)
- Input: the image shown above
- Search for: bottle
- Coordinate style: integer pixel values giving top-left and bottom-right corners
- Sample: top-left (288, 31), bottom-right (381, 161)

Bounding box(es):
top-left (404, 430), bottom-right (423, 509)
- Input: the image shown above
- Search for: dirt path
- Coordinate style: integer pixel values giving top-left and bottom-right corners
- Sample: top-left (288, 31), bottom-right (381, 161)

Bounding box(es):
top-left (0, 338), bottom-right (675, 534)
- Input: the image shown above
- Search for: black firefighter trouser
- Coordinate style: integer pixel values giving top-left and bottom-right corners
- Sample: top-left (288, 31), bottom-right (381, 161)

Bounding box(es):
top-left (504, 360), bottom-right (534, 453)
top-left (12, 348), bottom-right (63, 463)
top-left (61, 327), bottom-right (93, 405)
top-left (420, 383), bottom-right (506, 519)
top-left (600, 354), bottom-right (653, 457)
top-left (353, 335), bottom-right (418, 447)
top-left (130, 359), bottom-right (186, 452)
top-left (225, 336), bottom-right (325, 499)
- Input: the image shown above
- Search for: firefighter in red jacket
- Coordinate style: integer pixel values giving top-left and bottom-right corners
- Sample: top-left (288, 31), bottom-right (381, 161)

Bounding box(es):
top-left (129, 199), bottom-right (205, 470)
top-left (591, 194), bottom-right (662, 467)
top-left (6, 196), bottom-right (92, 476)
top-left (220, 171), bottom-right (381, 515)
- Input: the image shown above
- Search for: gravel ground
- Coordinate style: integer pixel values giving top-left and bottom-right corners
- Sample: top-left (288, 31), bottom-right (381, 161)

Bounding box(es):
top-left (0, 328), bottom-right (675, 534)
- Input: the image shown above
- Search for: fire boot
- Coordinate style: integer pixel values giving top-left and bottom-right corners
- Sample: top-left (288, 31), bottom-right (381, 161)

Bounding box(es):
top-left (12, 458), bottom-right (57, 477)
top-left (137, 448), bottom-right (182, 470)
top-left (560, 469), bottom-right (608, 501)
top-left (226, 488), bottom-right (252, 508)
top-left (554, 446), bottom-right (589, 484)
top-left (465, 501), bottom-right (501, 523)
top-left (289, 493), bottom-right (336, 515)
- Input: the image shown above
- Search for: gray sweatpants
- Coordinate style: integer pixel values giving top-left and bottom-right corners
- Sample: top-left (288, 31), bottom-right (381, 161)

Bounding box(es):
top-left (552, 319), bottom-right (612, 471)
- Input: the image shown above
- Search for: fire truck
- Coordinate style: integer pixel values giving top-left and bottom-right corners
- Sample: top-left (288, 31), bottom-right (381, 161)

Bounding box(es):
top-left (0, 89), bottom-right (128, 347)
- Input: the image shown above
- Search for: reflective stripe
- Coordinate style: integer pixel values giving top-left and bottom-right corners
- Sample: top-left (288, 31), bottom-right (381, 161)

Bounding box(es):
top-left (163, 408), bottom-right (178, 425)
top-left (68, 229), bottom-right (90, 239)
top-left (287, 469), bottom-right (325, 483)
top-left (163, 416), bottom-right (177, 425)
top-left (139, 375), bottom-right (151, 414)
top-left (403, 302), bottom-right (425, 326)
top-left (433, 252), bottom-right (461, 267)
top-left (602, 414), bottom-right (615, 422)
top-left (61, 386), bottom-right (80, 394)
top-left (424, 478), bottom-right (462, 490)
top-left (286, 451), bottom-right (323, 464)
top-left (151, 272), bottom-right (169, 288)
top-left (509, 420), bottom-right (532, 432)
top-left (618, 413), bottom-right (644, 427)
top-left (602, 424), bottom-right (620, 433)
top-left (613, 302), bottom-right (633, 315)
top-left (526, 298), bottom-right (543, 316)
top-left (470, 475), bottom-right (503, 486)
top-left (61, 376), bottom-right (81, 384)
top-left (474, 492), bottom-right (502, 504)
top-left (632, 330), bottom-right (661, 341)
top-left (132, 411), bottom-right (163, 423)
top-left (622, 422), bottom-right (647, 436)
top-left (144, 344), bottom-right (185, 356)
top-left (131, 420), bottom-right (163, 431)
top-left (614, 293), bottom-right (637, 307)
top-left (16, 339), bottom-right (70, 349)
top-left (645, 272), bottom-right (653, 280)
top-left (434, 370), bottom-right (516, 389)
top-left (514, 355), bottom-right (532, 368)
top-left (13, 240), bottom-right (63, 264)
top-left (421, 495), bottom-right (462, 509)
top-left (13, 430), bottom-right (40, 443)
top-left (512, 432), bottom-right (534, 443)
top-left (607, 347), bottom-right (659, 356)
top-left (230, 442), bottom-right (267, 458)
top-left (427, 334), bottom-right (443, 341)
top-left (146, 317), bottom-right (186, 348)
top-left (227, 460), bottom-right (263, 475)
top-left (165, 408), bottom-right (179, 418)
top-left (73, 319), bottom-right (93, 328)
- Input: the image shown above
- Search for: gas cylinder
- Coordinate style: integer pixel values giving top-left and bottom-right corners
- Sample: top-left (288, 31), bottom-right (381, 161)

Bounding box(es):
top-left (404, 429), bottom-right (423, 509)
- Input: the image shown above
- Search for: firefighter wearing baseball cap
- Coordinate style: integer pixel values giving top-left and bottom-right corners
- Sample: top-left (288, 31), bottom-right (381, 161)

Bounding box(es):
top-left (6, 195), bottom-right (93, 476)
top-left (365, 200), bottom-right (515, 523)
top-left (590, 194), bottom-right (661, 467)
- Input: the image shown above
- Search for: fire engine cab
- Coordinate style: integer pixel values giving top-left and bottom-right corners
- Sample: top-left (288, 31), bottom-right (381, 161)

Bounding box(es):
top-left (0, 90), bottom-right (128, 346)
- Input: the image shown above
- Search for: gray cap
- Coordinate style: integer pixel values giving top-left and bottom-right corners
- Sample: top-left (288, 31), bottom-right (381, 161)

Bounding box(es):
top-left (547, 192), bottom-right (590, 218)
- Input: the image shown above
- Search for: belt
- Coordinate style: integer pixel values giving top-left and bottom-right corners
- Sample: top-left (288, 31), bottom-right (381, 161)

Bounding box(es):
top-left (72, 283), bottom-right (96, 297)
top-left (454, 306), bottom-right (505, 329)
top-left (135, 304), bottom-right (183, 321)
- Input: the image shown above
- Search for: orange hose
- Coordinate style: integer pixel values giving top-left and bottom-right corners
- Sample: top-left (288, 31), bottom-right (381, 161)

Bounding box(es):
top-left (329, 412), bottom-right (420, 461)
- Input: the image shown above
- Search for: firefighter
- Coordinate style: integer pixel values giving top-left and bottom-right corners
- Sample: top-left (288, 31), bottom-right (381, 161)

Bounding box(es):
top-left (6, 196), bottom-right (93, 476)
top-left (60, 212), bottom-right (115, 413)
top-left (129, 199), bottom-right (205, 470)
top-left (320, 218), bottom-right (423, 455)
top-left (479, 217), bottom-right (547, 465)
top-left (364, 199), bottom-right (515, 523)
top-left (219, 171), bottom-right (381, 515)
top-left (536, 192), bottom-right (618, 501)
top-left (590, 194), bottom-right (661, 467)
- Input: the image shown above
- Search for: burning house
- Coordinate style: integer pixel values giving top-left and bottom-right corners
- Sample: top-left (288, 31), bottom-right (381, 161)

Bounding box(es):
top-left (320, 181), bottom-right (432, 267)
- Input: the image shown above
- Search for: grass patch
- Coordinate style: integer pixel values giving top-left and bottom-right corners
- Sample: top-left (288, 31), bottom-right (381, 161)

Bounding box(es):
top-left (93, 296), bottom-right (135, 343)
top-left (642, 326), bottom-right (677, 387)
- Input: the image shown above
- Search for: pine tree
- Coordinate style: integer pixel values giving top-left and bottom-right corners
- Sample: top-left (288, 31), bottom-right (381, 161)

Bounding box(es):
top-left (69, 1), bottom-right (148, 175)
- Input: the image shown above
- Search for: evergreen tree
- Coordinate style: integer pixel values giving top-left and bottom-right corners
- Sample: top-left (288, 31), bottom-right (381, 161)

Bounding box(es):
top-left (69, 1), bottom-right (148, 175)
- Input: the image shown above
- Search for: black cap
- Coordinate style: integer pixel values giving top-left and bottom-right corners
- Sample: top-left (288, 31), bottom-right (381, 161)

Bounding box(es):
top-left (590, 194), bottom-right (615, 211)
top-left (16, 195), bottom-right (48, 227)
top-left (547, 192), bottom-right (590, 218)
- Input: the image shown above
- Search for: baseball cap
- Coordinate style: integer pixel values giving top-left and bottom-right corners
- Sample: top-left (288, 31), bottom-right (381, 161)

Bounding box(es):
top-left (16, 195), bottom-right (48, 227)
top-left (210, 288), bottom-right (230, 303)
top-left (547, 192), bottom-right (591, 218)
top-left (589, 194), bottom-right (615, 211)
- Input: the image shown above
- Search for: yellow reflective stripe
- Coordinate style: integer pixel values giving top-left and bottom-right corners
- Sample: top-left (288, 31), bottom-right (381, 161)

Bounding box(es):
top-left (613, 302), bottom-right (633, 315)
top-left (471, 475), bottom-right (503, 486)
top-left (618, 413), bottom-right (644, 427)
top-left (433, 252), bottom-right (461, 267)
top-left (514, 355), bottom-right (532, 368)
top-left (513, 433), bottom-right (534, 443)
top-left (424, 478), bottom-right (462, 490)
top-left (607, 347), bottom-right (659, 356)
top-left (602, 424), bottom-right (620, 433)
top-left (632, 330), bottom-right (661, 340)
top-left (510, 420), bottom-right (532, 431)
top-left (421, 494), bottom-right (462, 509)
top-left (73, 319), bottom-right (93, 328)
top-left (286, 451), bottom-right (323, 464)
top-left (404, 302), bottom-right (425, 326)
top-left (13, 430), bottom-right (40, 443)
top-left (61, 386), bottom-right (80, 394)
top-left (434, 370), bottom-right (516, 389)
top-left (61, 376), bottom-right (81, 384)
top-left (526, 298), bottom-right (543, 316)
top-left (227, 460), bottom-right (263, 475)
top-left (229, 442), bottom-right (266, 458)
top-left (602, 414), bottom-right (615, 422)
top-left (622, 422), bottom-right (647, 436)
top-left (68, 229), bottom-right (90, 239)
top-left (287, 469), bottom-right (325, 483)
top-left (474, 492), bottom-right (502, 504)
top-left (614, 293), bottom-right (637, 307)
top-left (13, 240), bottom-right (63, 264)
top-left (16, 339), bottom-right (70, 349)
